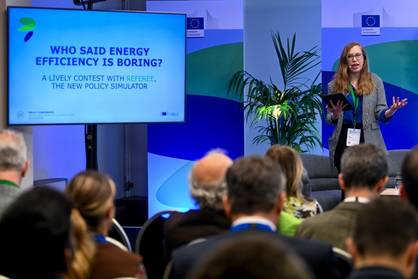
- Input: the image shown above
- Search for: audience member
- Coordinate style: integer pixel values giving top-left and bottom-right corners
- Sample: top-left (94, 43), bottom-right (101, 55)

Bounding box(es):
top-left (66, 170), bottom-right (146, 279)
top-left (346, 198), bottom-right (417, 279)
top-left (296, 144), bottom-right (388, 251)
top-left (266, 145), bottom-right (321, 236)
top-left (400, 146), bottom-right (418, 211)
top-left (164, 150), bottom-right (232, 256)
top-left (67, 208), bottom-right (96, 279)
top-left (0, 129), bottom-right (28, 217)
top-left (189, 232), bottom-right (312, 279)
top-left (399, 146), bottom-right (418, 279)
top-left (0, 187), bottom-right (73, 279)
top-left (170, 156), bottom-right (340, 279)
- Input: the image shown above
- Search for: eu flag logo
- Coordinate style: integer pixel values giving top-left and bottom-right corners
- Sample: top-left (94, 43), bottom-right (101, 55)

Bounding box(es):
top-left (362, 15), bottom-right (380, 28)
top-left (187, 17), bottom-right (204, 30)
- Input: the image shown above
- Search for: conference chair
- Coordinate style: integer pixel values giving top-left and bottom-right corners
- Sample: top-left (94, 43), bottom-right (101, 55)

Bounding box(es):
top-left (108, 218), bottom-right (132, 252)
top-left (135, 210), bottom-right (178, 279)
top-left (332, 247), bottom-right (352, 278)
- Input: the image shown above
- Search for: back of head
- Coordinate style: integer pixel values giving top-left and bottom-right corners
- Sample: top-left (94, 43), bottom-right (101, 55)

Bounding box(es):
top-left (66, 170), bottom-right (116, 231)
top-left (226, 156), bottom-right (286, 215)
top-left (401, 147), bottom-right (418, 211)
top-left (340, 144), bottom-right (388, 189)
top-left (190, 232), bottom-right (310, 279)
top-left (352, 198), bottom-right (417, 258)
top-left (265, 145), bottom-right (303, 197)
top-left (189, 150), bottom-right (233, 210)
top-left (0, 187), bottom-right (72, 277)
top-left (0, 129), bottom-right (27, 172)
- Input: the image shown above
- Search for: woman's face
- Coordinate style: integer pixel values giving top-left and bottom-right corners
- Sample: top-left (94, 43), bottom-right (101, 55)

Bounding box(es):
top-left (346, 45), bottom-right (364, 74)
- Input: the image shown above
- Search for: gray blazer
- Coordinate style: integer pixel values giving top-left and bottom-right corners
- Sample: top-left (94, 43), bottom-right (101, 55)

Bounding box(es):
top-left (327, 73), bottom-right (390, 163)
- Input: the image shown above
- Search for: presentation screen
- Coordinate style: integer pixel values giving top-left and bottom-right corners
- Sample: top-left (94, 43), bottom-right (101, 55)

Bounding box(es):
top-left (7, 7), bottom-right (186, 125)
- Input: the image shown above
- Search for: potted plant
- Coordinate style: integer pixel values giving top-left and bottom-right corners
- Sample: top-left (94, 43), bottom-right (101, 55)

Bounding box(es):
top-left (228, 33), bottom-right (323, 152)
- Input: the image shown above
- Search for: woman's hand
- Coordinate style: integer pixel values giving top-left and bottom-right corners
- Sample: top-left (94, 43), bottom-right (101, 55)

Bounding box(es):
top-left (327, 100), bottom-right (346, 120)
top-left (385, 96), bottom-right (408, 118)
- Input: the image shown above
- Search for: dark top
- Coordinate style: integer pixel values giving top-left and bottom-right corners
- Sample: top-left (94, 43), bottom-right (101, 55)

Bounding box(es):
top-left (170, 224), bottom-right (341, 279)
top-left (343, 92), bottom-right (364, 125)
top-left (348, 266), bottom-right (405, 279)
top-left (164, 209), bottom-right (231, 256)
top-left (343, 87), bottom-right (387, 125)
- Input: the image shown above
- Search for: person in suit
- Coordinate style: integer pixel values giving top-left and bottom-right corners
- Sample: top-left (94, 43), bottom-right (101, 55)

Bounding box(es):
top-left (399, 146), bottom-right (418, 279)
top-left (327, 42), bottom-right (407, 172)
top-left (0, 187), bottom-right (73, 279)
top-left (189, 232), bottom-right (311, 279)
top-left (400, 146), bottom-right (418, 211)
top-left (296, 144), bottom-right (388, 251)
top-left (0, 129), bottom-right (29, 217)
top-left (170, 156), bottom-right (340, 279)
top-left (346, 198), bottom-right (417, 279)
top-left (66, 170), bottom-right (146, 279)
top-left (164, 150), bottom-right (232, 256)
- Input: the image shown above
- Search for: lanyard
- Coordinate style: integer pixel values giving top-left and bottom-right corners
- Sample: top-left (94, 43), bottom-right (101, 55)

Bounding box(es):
top-left (0, 179), bottom-right (19, 188)
top-left (348, 83), bottom-right (359, 127)
top-left (93, 233), bottom-right (108, 244)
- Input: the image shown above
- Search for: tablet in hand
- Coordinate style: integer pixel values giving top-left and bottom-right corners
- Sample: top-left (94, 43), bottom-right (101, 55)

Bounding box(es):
top-left (321, 93), bottom-right (353, 111)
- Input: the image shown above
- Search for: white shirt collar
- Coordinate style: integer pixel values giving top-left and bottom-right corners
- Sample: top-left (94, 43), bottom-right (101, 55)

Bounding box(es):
top-left (343, 196), bottom-right (370, 204)
top-left (232, 216), bottom-right (277, 232)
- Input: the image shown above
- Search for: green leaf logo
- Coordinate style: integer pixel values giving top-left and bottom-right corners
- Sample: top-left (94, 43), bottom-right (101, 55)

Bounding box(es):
top-left (18, 17), bottom-right (36, 42)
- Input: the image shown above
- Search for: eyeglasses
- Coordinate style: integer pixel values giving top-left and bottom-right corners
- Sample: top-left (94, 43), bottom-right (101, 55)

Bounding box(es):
top-left (347, 53), bottom-right (363, 60)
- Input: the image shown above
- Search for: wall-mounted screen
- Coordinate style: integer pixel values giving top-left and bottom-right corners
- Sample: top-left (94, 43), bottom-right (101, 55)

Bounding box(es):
top-left (8, 7), bottom-right (186, 125)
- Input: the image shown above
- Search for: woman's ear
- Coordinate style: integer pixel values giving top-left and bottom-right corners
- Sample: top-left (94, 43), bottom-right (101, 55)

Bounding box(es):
top-left (106, 204), bottom-right (115, 220)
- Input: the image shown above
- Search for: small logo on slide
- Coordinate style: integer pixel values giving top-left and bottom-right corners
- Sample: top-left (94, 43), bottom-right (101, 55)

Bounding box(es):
top-left (18, 17), bottom-right (36, 42)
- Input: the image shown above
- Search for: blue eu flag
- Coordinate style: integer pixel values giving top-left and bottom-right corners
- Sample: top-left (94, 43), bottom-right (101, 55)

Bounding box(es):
top-left (187, 17), bottom-right (204, 30)
top-left (362, 15), bottom-right (380, 28)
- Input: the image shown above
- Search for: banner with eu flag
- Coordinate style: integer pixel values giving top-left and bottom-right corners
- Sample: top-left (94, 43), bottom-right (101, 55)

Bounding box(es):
top-left (361, 15), bottom-right (380, 35)
top-left (187, 17), bottom-right (204, 37)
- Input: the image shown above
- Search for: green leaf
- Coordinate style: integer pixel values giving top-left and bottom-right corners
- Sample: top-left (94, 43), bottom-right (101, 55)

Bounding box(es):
top-left (20, 17), bottom-right (35, 25)
top-left (19, 17), bottom-right (36, 31)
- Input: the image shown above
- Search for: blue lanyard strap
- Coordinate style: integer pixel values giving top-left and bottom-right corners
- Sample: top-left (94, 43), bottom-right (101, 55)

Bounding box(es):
top-left (93, 234), bottom-right (107, 244)
top-left (230, 223), bottom-right (274, 233)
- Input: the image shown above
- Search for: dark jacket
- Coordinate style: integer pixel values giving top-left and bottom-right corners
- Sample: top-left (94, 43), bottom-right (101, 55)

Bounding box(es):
top-left (170, 225), bottom-right (341, 279)
top-left (348, 266), bottom-right (405, 279)
top-left (164, 209), bottom-right (230, 256)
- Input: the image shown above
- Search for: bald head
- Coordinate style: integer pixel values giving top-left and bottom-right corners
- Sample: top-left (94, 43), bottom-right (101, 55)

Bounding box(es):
top-left (190, 151), bottom-right (233, 210)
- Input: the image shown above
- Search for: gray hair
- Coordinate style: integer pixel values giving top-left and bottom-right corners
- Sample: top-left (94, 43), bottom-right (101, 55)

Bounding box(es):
top-left (189, 178), bottom-right (226, 210)
top-left (189, 150), bottom-right (231, 210)
top-left (0, 129), bottom-right (27, 171)
top-left (226, 156), bottom-right (286, 215)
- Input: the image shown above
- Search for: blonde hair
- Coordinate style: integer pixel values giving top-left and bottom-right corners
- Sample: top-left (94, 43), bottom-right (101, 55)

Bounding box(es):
top-left (265, 145), bottom-right (304, 198)
top-left (66, 209), bottom-right (96, 279)
top-left (333, 42), bottom-right (374, 96)
top-left (66, 170), bottom-right (116, 232)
